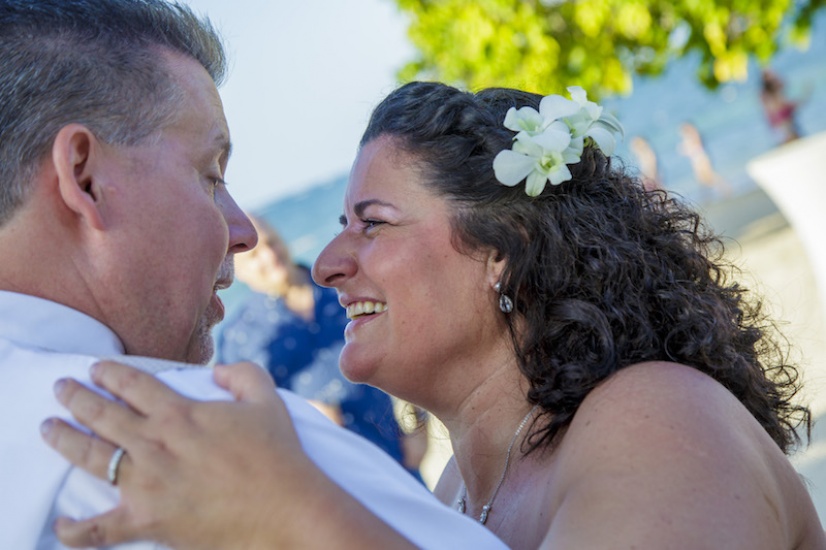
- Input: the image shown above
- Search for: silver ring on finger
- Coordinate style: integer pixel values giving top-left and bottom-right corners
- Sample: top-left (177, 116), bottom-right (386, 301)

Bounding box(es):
top-left (107, 447), bottom-right (127, 486)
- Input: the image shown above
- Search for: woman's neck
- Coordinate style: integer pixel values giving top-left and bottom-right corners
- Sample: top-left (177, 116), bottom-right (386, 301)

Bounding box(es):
top-left (441, 363), bottom-right (538, 517)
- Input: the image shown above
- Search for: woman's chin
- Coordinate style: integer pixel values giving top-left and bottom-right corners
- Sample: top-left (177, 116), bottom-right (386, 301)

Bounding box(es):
top-left (339, 350), bottom-right (380, 386)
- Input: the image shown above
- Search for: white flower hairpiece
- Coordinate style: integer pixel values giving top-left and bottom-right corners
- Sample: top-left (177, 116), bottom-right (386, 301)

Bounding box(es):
top-left (492, 86), bottom-right (624, 197)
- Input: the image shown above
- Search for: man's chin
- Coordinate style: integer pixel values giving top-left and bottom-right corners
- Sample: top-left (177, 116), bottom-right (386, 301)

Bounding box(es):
top-left (184, 336), bottom-right (214, 365)
top-left (188, 299), bottom-right (224, 365)
top-left (182, 319), bottom-right (216, 365)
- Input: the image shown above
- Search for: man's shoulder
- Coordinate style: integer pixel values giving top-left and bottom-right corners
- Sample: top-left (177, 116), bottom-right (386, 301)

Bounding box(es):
top-left (105, 357), bottom-right (233, 402)
top-left (121, 359), bottom-right (321, 423)
top-left (0, 340), bottom-right (102, 390)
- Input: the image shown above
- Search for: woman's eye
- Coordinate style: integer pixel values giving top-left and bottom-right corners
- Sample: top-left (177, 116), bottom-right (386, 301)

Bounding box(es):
top-left (337, 215), bottom-right (385, 234)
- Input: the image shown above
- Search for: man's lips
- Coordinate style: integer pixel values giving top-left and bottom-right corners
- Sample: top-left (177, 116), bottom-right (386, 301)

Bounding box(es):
top-left (213, 277), bottom-right (233, 292)
top-left (211, 277), bottom-right (232, 321)
top-left (210, 291), bottom-right (225, 320)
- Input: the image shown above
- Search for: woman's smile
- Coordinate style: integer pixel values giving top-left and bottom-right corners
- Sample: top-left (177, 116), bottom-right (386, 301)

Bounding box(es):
top-left (345, 300), bottom-right (388, 319)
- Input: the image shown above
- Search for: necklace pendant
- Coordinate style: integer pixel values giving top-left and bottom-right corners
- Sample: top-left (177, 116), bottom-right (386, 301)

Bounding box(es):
top-left (456, 405), bottom-right (540, 527)
top-left (479, 504), bottom-right (491, 525)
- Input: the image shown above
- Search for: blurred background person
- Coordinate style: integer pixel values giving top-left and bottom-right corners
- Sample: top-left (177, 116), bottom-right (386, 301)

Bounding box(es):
top-left (217, 215), bottom-right (428, 481)
top-left (629, 135), bottom-right (664, 192)
top-left (760, 68), bottom-right (809, 145)
top-left (677, 121), bottom-right (732, 201)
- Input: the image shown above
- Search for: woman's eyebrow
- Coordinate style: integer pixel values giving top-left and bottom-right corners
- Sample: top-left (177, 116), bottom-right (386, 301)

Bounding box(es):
top-left (354, 199), bottom-right (395, 218)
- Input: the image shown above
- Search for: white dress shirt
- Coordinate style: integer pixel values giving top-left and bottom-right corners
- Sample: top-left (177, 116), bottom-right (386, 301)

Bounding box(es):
top-left (0, 291), bottom-right (506, 549)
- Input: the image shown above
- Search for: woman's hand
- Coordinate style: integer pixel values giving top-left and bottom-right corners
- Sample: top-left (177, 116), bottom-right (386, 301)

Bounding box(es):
top-left (41, 361), bottom-right (412, 549)
top-left (40, 361), bottom-right (302, 548)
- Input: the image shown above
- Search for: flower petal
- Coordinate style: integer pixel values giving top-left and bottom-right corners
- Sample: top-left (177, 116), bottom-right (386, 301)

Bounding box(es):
top-left (567, 86), bottom-right (601, 120)
top-left (493, 150), bottom-right (537, 186)
top-left (567, 86), bottom-right (587, 103)
top-left (512, 136), bottom-right (544, 156)
top-left (565, 113), bottom-right (591, 137)
top-left (549, 164), bottom-right (573, 185)
top-left (502, 107), bottom-right (520, 131)
top-left (586, 126), bottom-right (617, 156)
top-left (525, 170), bottom-right (549, 196)
top-left (539, 94), bottom-right (580, 121)
top-left (595, 112), bottom-right (625, 138)
top-left (564, 136), bottom-right (585, 160)
top-left (531, 126), bottom-right (571, 152)
top-left (504, 106), bottom-right (544, 133)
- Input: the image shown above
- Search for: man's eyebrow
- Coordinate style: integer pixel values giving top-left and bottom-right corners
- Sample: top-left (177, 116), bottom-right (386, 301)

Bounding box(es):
top-left (353, 199), bottom-right (395, 218)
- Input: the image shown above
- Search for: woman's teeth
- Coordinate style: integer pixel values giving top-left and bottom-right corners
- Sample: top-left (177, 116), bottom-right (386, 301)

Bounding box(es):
top-left (346, 301), bottom-right (387, 319)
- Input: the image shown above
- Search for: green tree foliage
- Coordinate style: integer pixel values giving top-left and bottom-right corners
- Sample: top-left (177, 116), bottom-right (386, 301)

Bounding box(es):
top-left (394, 0), bottom-right (825, 98)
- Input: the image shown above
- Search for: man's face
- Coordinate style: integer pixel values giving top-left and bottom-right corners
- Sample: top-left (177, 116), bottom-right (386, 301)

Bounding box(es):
top-left (94, 51), bottom-right (257, 363)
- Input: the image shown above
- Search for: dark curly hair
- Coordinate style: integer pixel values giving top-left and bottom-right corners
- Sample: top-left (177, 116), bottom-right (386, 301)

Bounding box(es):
top-left (361, 81), bottom-right (809, 455)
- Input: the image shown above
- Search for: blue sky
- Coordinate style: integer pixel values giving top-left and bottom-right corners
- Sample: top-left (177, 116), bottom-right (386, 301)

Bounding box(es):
top-left (186, 0), bottom-right (414, 210)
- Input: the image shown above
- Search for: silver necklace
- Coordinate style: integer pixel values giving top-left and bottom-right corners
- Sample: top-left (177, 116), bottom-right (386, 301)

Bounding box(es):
top-left (456, 404), bottom-right (539, 525)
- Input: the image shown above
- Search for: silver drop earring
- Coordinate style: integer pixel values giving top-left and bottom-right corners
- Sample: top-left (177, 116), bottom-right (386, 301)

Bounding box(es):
top-left (494, 282), bottom-right (513, 314)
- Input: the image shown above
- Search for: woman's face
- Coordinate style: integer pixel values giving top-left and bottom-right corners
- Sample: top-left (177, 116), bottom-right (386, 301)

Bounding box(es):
top-left (312, 136), bottom-right (504, 404)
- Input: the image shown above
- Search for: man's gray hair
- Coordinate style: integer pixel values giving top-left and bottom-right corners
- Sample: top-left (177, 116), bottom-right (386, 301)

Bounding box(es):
top-left (0, 0), bottom-right (227, 225)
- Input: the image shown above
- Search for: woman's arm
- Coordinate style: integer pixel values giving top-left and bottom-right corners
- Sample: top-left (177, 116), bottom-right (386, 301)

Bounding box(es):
top-left (41, 361), bottom-right (416, 549)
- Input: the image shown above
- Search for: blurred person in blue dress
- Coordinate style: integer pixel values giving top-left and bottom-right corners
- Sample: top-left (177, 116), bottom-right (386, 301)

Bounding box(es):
top-left (217, 215), bottom-right (427, 480)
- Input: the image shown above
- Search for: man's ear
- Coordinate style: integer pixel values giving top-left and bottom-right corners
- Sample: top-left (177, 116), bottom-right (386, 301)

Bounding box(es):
top-left (51, 123), bottom-right (106, 230)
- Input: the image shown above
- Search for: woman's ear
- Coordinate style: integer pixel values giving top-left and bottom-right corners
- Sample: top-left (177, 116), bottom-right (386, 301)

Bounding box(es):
top-left (485, 249), bottom-right (507, 289)
top-left (51, 123), bottom-right (106, 230)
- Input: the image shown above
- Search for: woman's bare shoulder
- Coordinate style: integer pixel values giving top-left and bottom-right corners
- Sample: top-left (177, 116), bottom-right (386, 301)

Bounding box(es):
top-left (562, 361), bottom-right (797, 480)
top-left (571, 361), bottom-right (765, 436)
top-left (541, 361), bottom-right (821, 549)
top-left (558, 361), bottom-right (767, 471)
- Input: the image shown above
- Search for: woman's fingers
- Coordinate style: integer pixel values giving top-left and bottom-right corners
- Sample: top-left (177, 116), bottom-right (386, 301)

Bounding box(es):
top-left (41, 416), bottom-right (142, 547)
top-left (52, 377), bottom-right (143, 446)
top-left (90, 360), bottom-right (187, 416)
top-left (53, 507), bottom-right (136, 548)
top-left (213, 361), bottom-right (277, 402)
top-left (45, 360), bottom-right (323, 549)
top-left (40, 417), bottom-right (124, 482)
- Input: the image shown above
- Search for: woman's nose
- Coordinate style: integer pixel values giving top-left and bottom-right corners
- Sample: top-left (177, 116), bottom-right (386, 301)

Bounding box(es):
top-left (312, 232), bottom-right (356, 288)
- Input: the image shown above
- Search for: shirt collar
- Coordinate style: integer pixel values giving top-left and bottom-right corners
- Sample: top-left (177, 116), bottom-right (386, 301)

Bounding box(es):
top-left (0, 290), bottom-right (124, 356)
